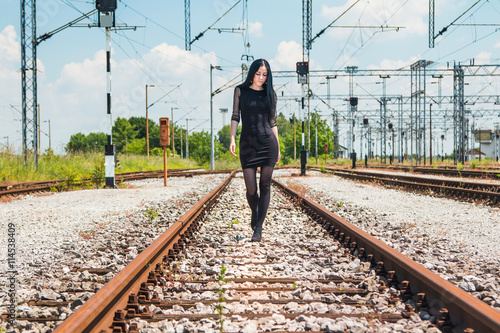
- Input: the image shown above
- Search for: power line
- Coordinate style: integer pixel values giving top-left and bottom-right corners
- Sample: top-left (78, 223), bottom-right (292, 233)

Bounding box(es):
top-left (120, 1), bottom-right (240, 67)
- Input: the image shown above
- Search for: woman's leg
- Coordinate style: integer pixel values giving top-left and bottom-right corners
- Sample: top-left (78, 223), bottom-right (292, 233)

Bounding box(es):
top-left (242, 167), bottom-right (259, 230)
top-left (252, 166), bottom-right (275, 241)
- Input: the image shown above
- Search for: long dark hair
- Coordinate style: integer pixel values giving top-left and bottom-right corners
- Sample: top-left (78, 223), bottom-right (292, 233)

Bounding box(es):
top-left (238, 59), bottom-right (275, 109)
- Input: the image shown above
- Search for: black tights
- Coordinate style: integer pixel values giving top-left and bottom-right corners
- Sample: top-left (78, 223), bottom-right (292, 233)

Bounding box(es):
top-left (243, 166), bottom-right (275, 230)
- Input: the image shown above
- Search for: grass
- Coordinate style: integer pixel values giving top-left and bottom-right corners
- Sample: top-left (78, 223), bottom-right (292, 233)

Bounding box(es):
top-left (0, 150), bottom-right (203, 185)
top-left (2, 147), bottom-right (498, 185)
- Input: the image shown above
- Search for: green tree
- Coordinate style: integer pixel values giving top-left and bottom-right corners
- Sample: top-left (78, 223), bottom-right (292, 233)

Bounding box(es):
top-left (86, 132), bottom-right (107, 152)
top-left (189, 130), bottom-right (211, 164)
top-left (112, 117), bottom-right (138, 153)
top-left (218, 125), bottom-right (232, 149)
top-left (66, 133), bottom-right (88, 153)
top-left (127, 138), bottom-right (146, 155)
top-left (129, 116), bottom-right (147, 139)
top-left (148, 121), bottom-right (160, 149)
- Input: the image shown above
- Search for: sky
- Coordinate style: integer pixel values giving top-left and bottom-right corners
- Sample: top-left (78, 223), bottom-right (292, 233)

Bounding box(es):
top-left (1, 0), bottom-right (499, 155)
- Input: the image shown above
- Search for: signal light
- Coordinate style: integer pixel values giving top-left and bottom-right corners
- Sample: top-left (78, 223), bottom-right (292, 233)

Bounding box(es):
top-left (363, 118), bottom-right (368, 125)
top-left (96, 0), bottom-right (117, 12)
top-left (388, 123), bottom-right (393, 129)
top-left (350, 97), bottom-right (358, 107)
top-left (296, 62), bottom-right (309, 75)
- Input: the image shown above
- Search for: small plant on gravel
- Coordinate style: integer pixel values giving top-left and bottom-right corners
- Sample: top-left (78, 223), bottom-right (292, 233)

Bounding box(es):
top-left (143, 207), bottom-right (159, 222)
top-left (216, 264), bottom-right (228, 333)
top-left (228, 219), bottom-right (239, 228)
top-left (286, 181), bottom-right (309, 197)
top-left (457, 162), bottom-right (464, 170)
top-left (59, 166), bottom-right (79, 190)
top-left (337, 202), bottom-right (344, 207)
top-left (90, 162), bottom-right (105, 188)
top-left (78, 229), bottom-right (96, 240)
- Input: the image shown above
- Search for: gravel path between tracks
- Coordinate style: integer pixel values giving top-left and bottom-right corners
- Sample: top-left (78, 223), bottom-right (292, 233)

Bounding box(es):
top-left (0, 174), bottom-right (228, 332)
top-left (275, 169), bottom-right (500, 312)
top-left (108, 173), bottom-right (437, 333)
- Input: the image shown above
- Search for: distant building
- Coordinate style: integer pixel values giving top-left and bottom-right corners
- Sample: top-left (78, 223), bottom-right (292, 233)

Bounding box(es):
top-left (472, 129), bottom-right (500, 160)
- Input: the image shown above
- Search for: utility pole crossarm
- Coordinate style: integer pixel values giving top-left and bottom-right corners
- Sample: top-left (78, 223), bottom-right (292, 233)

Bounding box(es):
top-left (190, 0), bottom-right (242, 46)
top-left (36, 9), bottom-right (98, 45)
top-left (310, 0), bottom-right (360, 46)
top-left (433, 0), bottom-right (482, 42)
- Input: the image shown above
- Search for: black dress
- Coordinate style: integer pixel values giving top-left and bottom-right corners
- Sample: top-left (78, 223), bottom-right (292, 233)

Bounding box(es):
top-left (231, 86), bottom-right (278, 169)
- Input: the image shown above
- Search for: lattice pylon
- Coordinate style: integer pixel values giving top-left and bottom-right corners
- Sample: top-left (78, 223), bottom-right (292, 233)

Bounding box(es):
top-left (20, 0), bottom-right (38, 166)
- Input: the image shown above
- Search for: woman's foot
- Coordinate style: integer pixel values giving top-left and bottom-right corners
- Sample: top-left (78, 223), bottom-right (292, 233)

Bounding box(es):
top-left (251, 227), bottom-right (262, 242)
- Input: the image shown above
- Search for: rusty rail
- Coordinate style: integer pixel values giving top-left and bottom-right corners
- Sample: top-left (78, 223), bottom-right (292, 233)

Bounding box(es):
top-left (0, 169), bottom-right (232, 198)
top-left (365, 164), bottom-right (500, 180)
top-left (273, 178), bottom-right (500, 332)
top-left (328, 169), bottom-right (500, 205)
top-left (53, 171), bottom-right (236, 333)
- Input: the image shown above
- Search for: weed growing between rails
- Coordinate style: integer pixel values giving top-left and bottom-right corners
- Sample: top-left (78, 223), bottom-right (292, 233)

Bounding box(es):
top-left (143, 207), bottom-right (159, 222)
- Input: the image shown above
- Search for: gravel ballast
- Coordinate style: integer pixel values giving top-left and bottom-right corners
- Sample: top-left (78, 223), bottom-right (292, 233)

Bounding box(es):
top-left (0, 174), bottom-right (228, 331)
top-left (1, 168), bottom-right (499, 332)
top-left (275, 169), bottom-right (500, 312)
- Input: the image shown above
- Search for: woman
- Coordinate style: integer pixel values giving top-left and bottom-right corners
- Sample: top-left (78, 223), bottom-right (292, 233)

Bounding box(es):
top-left (229, 59), bottom-right (280, 242)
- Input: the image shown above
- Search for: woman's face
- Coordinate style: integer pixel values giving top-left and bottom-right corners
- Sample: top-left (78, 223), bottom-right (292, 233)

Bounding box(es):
top-left (252, 65), bottom-right (268, 89)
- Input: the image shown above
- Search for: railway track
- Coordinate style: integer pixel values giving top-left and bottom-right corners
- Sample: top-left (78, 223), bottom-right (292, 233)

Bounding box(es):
top-left (14, 171), bottom-right (495, 332)
top-left (316, 167), bottom-right (500, 206)
top-left (365, 165), bottom-right (500, 180)
top-left (0, 169), bottom-right (230, 198)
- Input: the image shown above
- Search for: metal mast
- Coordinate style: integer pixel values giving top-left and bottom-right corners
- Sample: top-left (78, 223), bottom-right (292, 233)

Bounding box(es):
top-left (346, 66), bottom-right (358, 157)
top-left (410, 60), bottom-right (431, 165)
top-left (453, 64), bottom-right (466, 164)
top-left (20, 0), bottom-right (38, 166)
top-left (185, 0), bottom-right (190, 50)
top-left (241, 0), bottom-right (253, 63)
top-left (429, 0), bottom-right (435, 48)
top-left (302, 0), bottom-right (312, 151)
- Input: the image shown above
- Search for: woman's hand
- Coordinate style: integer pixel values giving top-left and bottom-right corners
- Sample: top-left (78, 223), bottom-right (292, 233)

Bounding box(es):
top-left (276, 150), bottom-right (281, 164)
top-left (229, 140), bottom-right (237, 157)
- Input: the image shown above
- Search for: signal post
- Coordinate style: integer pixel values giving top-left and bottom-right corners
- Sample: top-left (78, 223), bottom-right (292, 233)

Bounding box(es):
top-left (159, 118), bottom-right (170, 186)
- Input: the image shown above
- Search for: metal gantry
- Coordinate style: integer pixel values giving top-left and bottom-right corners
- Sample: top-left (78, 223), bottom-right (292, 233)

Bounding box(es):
top-left (20, 0), bottom-right (38, 166)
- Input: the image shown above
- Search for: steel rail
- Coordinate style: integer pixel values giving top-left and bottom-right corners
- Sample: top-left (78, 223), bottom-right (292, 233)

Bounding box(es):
top-left (0, 169), bottom-right (232, 198)
top-left (273, 178), bottom-right (500, 333)
top-left (366, 165), bottom-right (500, 180)
top-left (331, 170), bottom-right (500, 205)
top-left (53, 171), bottom-right (236, 333)
top-left (338, 169), bottom-right (500, 193)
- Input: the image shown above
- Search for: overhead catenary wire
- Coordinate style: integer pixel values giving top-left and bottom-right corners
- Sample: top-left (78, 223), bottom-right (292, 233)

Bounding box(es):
top-left (310, 0), bottom-right (361, 46)
top-left (434, 0), bottom-right (483, 39)
top-left (112, 1), bottom-right (240, 67)
top-left (190, 0), bottom-right (242, 46)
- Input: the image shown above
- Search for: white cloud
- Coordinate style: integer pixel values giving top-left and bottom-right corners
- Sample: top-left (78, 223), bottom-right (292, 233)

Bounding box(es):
top-left (3, 41), bottom-right (221, 151)
top-left (496, 41), bottom-right (500, 48)
top-left (269, 40), bottom-right (302, 71)
top-left (0, 25), bottom-right (19, 62)
top-left (319, 0), bottom-right (455, 42)
top-left (248, 21), bottom-right (263, 38)
top-left (474, 51), bottom-right (492, 65)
